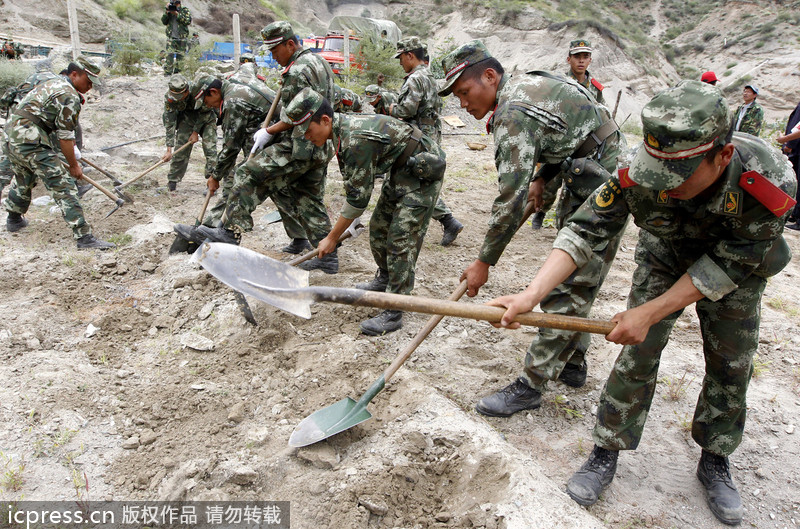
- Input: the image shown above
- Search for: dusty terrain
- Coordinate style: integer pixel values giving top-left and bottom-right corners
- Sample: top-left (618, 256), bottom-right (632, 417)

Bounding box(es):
top-left (0, 65), bottom-right (799, 529)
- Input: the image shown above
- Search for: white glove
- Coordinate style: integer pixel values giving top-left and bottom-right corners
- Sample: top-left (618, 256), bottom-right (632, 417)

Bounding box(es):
top-left (345, 217), bottom-right (365, 239)
top-left (250, 128), bottom-right (272, 154)
top-left (73, 145), bottom-right (81, 160)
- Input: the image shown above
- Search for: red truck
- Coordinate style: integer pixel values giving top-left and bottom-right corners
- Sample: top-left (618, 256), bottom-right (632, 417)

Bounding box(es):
top-left (315, 16), bottom-right (400, 75)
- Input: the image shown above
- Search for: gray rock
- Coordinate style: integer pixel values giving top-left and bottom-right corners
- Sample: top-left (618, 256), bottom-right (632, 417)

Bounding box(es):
top-left (435, 512), bottom-right (452, 522)
top-left (358, 497), bottom-right (388, 516)
top-left (140, 428), bottom-right (157, 446)
top-left (227, 402), bottom-right (246, 423)
top-left (140, 262), bottom-right (157, 273)
top-left (296, 443), bottom-right (339, 469)
top-left (122, 436), bottom-right (140, 449)
top-left (180, 332), bottom-right (214, 351)
top-left (198, 301), bottom-right (215, 320)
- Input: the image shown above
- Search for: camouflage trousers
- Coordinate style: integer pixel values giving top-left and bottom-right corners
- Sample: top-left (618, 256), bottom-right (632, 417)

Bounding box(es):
top-left (370, 172), bottom-right (442, 295)
top-left (4, 142), bottom-right (91, 239)
top-left (431, 196), bottom-right (451, 221)
top-left (522, 184), bottom-right (625, 391)
top-left (0, 135), bottom-right (14, 193)
top-left (593, 236), bottom-right (766, 457)
top-left (167, 116), bottom-right (217, 184)
top-left (164, 39), bottom-right (186, 75)
top-left (205, 138), bottom-right (331, 242)
top-left (538, 175), bottom-right (562, 215)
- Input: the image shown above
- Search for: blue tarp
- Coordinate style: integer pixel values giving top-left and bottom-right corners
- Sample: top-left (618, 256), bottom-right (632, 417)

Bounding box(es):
top-left (200, 41), bottom-right (280, 69)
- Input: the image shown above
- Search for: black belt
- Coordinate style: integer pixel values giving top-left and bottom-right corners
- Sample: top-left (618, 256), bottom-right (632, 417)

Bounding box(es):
top-left (14, 108), bottom-right (55, 135)
top-left (393, 126), bottom-right (423, 172)
top-left (418, 117), bottom-right (436, 126)
top-left (573, 119), bottom-right (619, 159)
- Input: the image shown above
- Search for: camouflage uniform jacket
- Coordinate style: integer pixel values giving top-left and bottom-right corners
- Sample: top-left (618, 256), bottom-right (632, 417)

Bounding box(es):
top-left (479, 72), bottom-right (621, 265)
top-left (162, 89), bottom-right (216, 148)
top-left (0, 71), bottom-right (61, 116)
top-left (279, 48), bottom-right (335, 110)
top-left (734, 101), bottom-right (765, 136)
top-left (371, 88), bottom-right (397, 116)
top-left (333, 85), bottom-right (364, 113)
top-left (213, 77), bottom-right (272, 180)
top-left (388, 64), bottom-right (442, 141)
top-left (161, 7), bottom-right (192, 41)
top-left (333, 113), bottom-right (444, 219)
top-left (6, 75), bottom-right (82, 147)
top-left (566, 68), bottom-right (604, 105)
top-left (556, 133), bottom-right (795, 302)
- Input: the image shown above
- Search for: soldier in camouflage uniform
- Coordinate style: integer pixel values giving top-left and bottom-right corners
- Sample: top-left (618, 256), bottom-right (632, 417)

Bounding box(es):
top-left (439, 40), bottom-right (624, 417)
top-left (364, 84), bottom-right (396, 116)
top-left (332, 84), bottom-right (364, 113)
top-left (489, 81), bottom-right (795, 526)
top-left (388, 36), bottom-right (464, 247)
top-left (733, 84), bottom-right (764, 137)
top-left (187, 22), bottom-right (337, 271)
top-left (161, 74), bottom-right (217, 191)
top-left (286, 87), bottom-right (446, 335)
top-left (173, 72), bottom-right (272, 241)
top-left (533, 39), bottom-right (607, 230)
top-left (161, 0), bottom-right (192, 75)
top-left (3, 57), bottom-right (114, 249)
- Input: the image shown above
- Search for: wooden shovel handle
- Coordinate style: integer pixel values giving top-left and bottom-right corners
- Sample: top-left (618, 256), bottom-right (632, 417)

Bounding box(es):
top-left (79, 172), bottom-right (122, 204)
top-left (247, 83), bottom-right (283, 162)
top-left (196, 190), bottom-right (213, 225)
top-left (351, 289), bottom-right (615, 338)
top-left (80, 158), bottom-right (122, 185)
top-left (287, 229), bottom-right (354, 266)
top-left (119, 140), bottom-right (194, 189)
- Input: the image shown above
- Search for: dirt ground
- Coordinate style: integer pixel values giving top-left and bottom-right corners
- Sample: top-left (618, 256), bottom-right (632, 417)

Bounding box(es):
top-left (1, 70), bottom-right (799, 529)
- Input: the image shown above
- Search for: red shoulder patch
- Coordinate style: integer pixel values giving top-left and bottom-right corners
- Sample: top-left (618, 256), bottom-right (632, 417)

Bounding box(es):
top-left (618, 167), bottom-right (637, 188)
top-left (739, 170), bottom-right (797, 217)
top-left (591, 78), bottom-right (604, 91)
top-left (281, 61), bottom-right (295, 76)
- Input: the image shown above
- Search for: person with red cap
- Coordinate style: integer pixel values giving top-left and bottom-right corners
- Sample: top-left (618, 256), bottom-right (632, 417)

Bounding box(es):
top-left (701, 71), bottom-right (718, 85)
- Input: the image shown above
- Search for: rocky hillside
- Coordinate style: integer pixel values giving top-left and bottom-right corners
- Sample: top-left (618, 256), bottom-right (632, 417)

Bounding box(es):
top-left (2, 0), bottom-right (800, 130)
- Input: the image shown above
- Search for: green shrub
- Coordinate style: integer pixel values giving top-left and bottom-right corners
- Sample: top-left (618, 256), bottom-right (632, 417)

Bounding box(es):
top-left (0, 58), bottom-right (34, 93)
top-left (111, 0), bottom-right (161, 23)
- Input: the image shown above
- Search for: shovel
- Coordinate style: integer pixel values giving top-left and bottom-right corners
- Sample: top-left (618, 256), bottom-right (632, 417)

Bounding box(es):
top-left (247, 82), bottom-right (282, 161)
top-left (168, 189), bottom-right (213, 255)
top-left (77, 172), bottom-right (133, 218)
top-left (115, 139), bottom-right (195, 193)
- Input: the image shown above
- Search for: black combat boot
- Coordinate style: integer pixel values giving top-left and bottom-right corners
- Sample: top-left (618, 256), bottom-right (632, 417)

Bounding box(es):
top-left (697, 450), bottom-right (743, 525)
top-left (566, 445), bottom-right (619, 506)
top-left (530, 210), bottom-right (545, 230)
top-left (475, 377), bottom-right (542, 417)
top-left (77, 183), bottom-right (93, 197)
top-left (167, 181), bottom-right (177, 192)
top-left (195, 225), bottom-right (240, 245)
top-left (439, 214), bottom-right (464, 246)
top-left (298, 249), bottom-right (338, 274)
top-left (281, 238), bottom-right (312, 254)
top-left (360, 310), bottom-right (403, 336)
top-left (785, 221), bottom-right (800, 231)
top-left (76, 234), bottom-right (115, 250)
top-left (173, 223), bottom-right (206, 243)
top-left (355, 268), bottom-right (390, 292)
top-left (6, 212), bottom-right (28, 233)
top-left (558, 359), bottom-right (588, 388)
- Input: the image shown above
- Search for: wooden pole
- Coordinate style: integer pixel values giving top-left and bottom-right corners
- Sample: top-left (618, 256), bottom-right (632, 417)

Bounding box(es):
top-left (232, 14), bottom-right (241, 65)
top-left (343, 29), bottom-right (351, 79)
top-left (66, 0), bottom-right (80, 60)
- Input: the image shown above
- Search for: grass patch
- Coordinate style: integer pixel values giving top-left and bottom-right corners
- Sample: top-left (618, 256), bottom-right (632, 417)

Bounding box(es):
top-left (0, 453), bottom-right (25, 492)
top-left (658, 368), bottom-right (693, 401)
top-left (552, 394), bottom-right (584, 419)
top-left (752, 354), bottom-right (771, 379)
top-left (108, 233), bottom-right (133, 247)
top-left (0, 57), bottom-right (34, 94)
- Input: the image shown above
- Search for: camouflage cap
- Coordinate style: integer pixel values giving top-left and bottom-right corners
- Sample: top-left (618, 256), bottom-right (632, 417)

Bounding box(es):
top-left (364, 84), bottom-right (381, 103)
top-left (394, 36), bottom-right (425, 58)
top-left (569, 39), bottom-right (593, 55)
top-left (281, 87), bottom-right (325, 133)
top-left (167, 74), bottom-right (190, 102)
top-left (261, 21), bottom-right (295, 50)
top-left (629, 80), bottom-right (732, 190)
top-left (240, 52), bottom-right (255, 63)
top-left (76, 55), bottom-right (101, 82)
top-left (192, 75), bottom-right (218, 109)
top-left (437, 39), bottom-right (493, 96)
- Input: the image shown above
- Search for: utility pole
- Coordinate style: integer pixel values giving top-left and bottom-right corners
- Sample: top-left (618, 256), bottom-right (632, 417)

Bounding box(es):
top-left (233, 14), bottom-right (241, 65)
top-left (66, 0), bottom-right (80, 60)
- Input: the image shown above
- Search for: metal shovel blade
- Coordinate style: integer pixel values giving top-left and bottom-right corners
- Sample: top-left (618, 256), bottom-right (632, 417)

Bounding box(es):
top-left (289, 376), bottom-right (385, 447)
top-left (261, 210), bottom-right (283, 224)
top-left (191, 242), bottom-right (311, 318)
